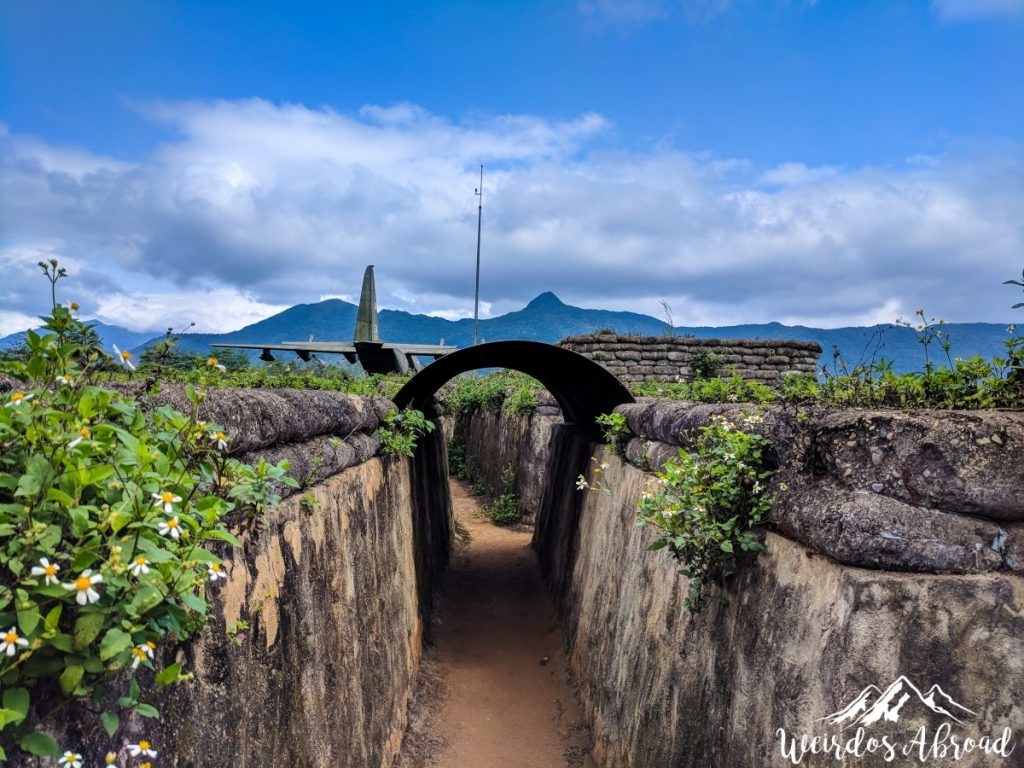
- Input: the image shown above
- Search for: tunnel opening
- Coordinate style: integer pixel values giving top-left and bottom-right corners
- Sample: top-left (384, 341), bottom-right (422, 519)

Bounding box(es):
top-left (393, 340), bottom-right (635, 442)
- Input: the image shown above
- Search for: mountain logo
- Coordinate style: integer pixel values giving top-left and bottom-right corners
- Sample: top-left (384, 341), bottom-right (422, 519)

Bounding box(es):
top-left (819, 676), bottom-right (977, 729)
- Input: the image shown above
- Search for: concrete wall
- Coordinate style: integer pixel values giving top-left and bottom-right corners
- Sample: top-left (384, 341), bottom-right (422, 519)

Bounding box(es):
top-left (460, 400), bottom-right (1024, 767)
top-left (456, 393), bottom-right (562, 524)
top-left (8, 386), bottom-right (452, 768)
top-left (559, 334), bottom-right (821, 385)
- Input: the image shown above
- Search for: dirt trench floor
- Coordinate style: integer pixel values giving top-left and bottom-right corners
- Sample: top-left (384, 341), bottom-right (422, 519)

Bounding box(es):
top-left (396, 480), bottom-right (594, 768)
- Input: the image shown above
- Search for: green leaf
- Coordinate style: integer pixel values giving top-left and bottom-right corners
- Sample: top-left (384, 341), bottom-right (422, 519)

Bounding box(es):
top-left (133, 702), bottom-right (160, 719)
top-left (44, 604), bottom-right (63, 632)
top-left (46, 487), bottom-right (77, 507)
top-left (69, 505), bottom-right (91, 537)
top-left (71, 546), bottom-right (99, 571)
top-left (110, 510), bottom-right (134, 534)
top-left (17, 605), bottom-right (40, 636)
top-left (203, 528), bottom-right (241, 546)
top-left (1, 688), bottom-right (29, 722)
top-left (48, 633), bottom-right (73, 652)
top-left (19, 732), bottom-right (60, 757)
top-left (156, 661), bottom-right (181, 686)
top-left (100, 710), bottom-right (120, 737)
top-left (179, 590), bottom-right (207, 614)
top-left (73, 613), bottom-right (105, 650)
top-left (719, 539), bottom-right (734, 554)
top-left (87, 464), bottom-right (115, 485)
top-left (99, 627), bottom-right (132, 661)
top-left (59, 663), bottom-right (84, 696)
top-left (0, 707), bottom-right (26, 728)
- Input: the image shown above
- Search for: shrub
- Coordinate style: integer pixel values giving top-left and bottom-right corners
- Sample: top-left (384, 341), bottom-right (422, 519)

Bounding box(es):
top-left (488, 466), bottom-right (520, 526)
top-left (0, 306), bottom-right (295, 761)
top-left (689, 350), bottom-right (723, 381)
top-left (638, 412), bottom-right (774, 612)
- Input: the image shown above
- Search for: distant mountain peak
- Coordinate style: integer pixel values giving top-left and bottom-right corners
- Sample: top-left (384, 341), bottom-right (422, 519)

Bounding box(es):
top-left (525, 291), bottom-right (565, 310)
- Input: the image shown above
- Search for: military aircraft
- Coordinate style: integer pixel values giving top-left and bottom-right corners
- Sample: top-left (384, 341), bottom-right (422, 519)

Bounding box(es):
top-left (211, 265), bottom-right (456, 374)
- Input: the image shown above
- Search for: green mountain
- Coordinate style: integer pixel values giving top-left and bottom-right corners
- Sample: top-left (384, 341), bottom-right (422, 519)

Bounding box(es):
top-left (3, 293), bottom-right (1014, 375)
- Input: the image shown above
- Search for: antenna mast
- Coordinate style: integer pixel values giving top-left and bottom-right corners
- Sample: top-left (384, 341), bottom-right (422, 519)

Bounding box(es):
top-left (473, 164), bottom-right (483, 346)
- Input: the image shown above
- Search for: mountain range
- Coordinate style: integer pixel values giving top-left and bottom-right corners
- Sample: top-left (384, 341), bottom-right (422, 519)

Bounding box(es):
top-left (1, 292), bottom-right (1015, 375)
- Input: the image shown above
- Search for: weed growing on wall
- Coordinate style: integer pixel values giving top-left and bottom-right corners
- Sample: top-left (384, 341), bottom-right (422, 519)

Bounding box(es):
top-left (0, 299), bottom-right (295, 761)
top-left (689, 350), bottom-right (723, 380)
top-left (376, 408), bottom-right (435, 456)
top-left (638, 412), bottom-right (774, 612)
top-left (575, 455), bottom-right (616, 497)
top-left (595, 412), bottom-right (628, 452)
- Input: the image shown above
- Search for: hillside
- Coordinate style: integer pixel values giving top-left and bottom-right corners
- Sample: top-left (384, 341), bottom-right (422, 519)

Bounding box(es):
top-left (2, 293), bottom-right (1014, 375)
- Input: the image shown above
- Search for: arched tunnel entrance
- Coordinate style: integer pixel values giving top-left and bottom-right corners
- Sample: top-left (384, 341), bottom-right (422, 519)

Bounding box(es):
top-left (395, 341), bottom-right (634, 618)
top-left (394, 342), bottom-right (633, 765)
top-left (393, 340), bottom-right (635, 440)
top-left (396, 340), bottom-right (634, 637)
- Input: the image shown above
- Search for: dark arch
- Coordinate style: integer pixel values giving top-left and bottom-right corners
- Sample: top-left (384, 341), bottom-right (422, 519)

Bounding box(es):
top-left (393, 340), bottom-right (635, 438)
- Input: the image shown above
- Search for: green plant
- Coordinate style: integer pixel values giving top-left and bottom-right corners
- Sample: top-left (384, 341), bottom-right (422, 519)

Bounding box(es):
top-left (376, 408), bottom-right (435, 457)
top-left (226, 618), bottom-right (249, 646)
top-left (637, 412), bottom-right (774, 612)
top-left (447, 436), bottom-right (468, 479)
top-left (299, 492), bottom-right (320, 516)
top-left (576, 454), bottom-right (615, 496)
top-left (0, 301), bottom-right (294, 761)
top-left (443, 371), bottom-right (542, 418)
top-left (502, 384), bottom-right (538, 416)
top-left (689, 350), bottom-right (723, 381)
top-left (488, 466), bottom-right (520, 526)
top-left (595, 411), bottom-right (629, 454)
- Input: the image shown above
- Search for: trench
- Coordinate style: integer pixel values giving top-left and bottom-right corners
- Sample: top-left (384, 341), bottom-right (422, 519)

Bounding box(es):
top-left (397, 479), bottom-right (593, 767)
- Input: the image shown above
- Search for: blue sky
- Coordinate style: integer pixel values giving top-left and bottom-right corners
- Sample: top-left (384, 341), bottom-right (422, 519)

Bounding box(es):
top-left (1, 0), bottom-right (1022, 335)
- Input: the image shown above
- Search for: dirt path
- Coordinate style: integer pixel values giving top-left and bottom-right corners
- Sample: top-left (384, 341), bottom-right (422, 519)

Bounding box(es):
top-left (397, 480), bottom-right (593, 768)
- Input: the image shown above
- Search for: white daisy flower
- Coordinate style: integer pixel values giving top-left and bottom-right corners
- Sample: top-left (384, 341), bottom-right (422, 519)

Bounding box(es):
top-left (158, 517), bottom-right (182, 540)
top-left (0, 627), bottom-right (29, 656)
top-left (152, 490), bottom-right (182, 514)
top-left (63, 569), bottom-right (103, 605)
top-left (31, 557), bottom-right (61, 585)
top-left (127, 739), bottom-right (157, 757)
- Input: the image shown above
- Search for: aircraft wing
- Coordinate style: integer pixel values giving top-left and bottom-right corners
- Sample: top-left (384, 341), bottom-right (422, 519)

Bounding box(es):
top-left (212, 342), bottom-right (357, 354)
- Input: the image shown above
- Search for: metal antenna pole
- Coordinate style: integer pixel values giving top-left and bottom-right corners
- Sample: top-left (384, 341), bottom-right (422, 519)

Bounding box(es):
top-left (473, 165), bottom-right (483, 346)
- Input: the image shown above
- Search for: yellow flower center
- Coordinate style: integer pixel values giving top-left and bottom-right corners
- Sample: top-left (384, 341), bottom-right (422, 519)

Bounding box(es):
top-left (211, 563), bottom-right (221, 572)
top-left (75, 575), bottom-right (91, 591)
top-left (146, 640), bottom-right (156, 650)
top-left (3, 630), bottom-right (17, 643)
top-left (121, 350), bottom-right (132, 361)
top-left (11, 392), bottom-right (24, 403)
top-left (167, 518), bottom-right (179, 528)
top-left (161, 491), bottom-right (174, 503)
top-left (216, 431), bottom-right (226, 441)
top-left (79, 427), bottom-right (90, 438)
top-left (138, 740), bottom-right (151, 750)
top-left (44, 564), bottom-right (57, 576)
top-left (135, 556), bottom-right (146, 566)
top-left (207, 356), bottom-right (219, 366)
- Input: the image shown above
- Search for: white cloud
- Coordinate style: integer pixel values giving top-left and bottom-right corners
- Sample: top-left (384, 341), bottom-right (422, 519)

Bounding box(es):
top-left (0, 100), bottom-right (1021, 338)
top-left (932, 0), bottom-right (1024, 21)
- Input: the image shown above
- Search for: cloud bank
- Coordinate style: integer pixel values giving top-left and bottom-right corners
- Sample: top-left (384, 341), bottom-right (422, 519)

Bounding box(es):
top-left (1, 100), bottom-right (1021, 336)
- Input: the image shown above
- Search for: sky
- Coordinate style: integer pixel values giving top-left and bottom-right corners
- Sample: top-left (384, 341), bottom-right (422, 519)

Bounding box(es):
top-left (1, 0), bottom-right (1022, 336)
